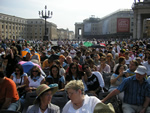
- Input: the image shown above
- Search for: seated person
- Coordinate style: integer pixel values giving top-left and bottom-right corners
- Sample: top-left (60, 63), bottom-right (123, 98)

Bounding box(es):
top-left (26, 84), bottom-right (60, 113)
top-left (62, 80), bottom-right (101, 113)
top-left (26, 66), bottom-right (45, 92)
top-left (82, 63), bottom-right (105, 96)
top-left (46, 64), bottom-right (65, 89)
top-left (42, 57), bottom-right (54, 70)
top-left (10, 64), bottom-right (28, 97)
top-left (109, 65), bottom-right (126, 101)
top-left (0, 71), bottom-right (20, 111)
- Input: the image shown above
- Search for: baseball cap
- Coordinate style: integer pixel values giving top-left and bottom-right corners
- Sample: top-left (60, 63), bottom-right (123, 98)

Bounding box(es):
top-left (135, 66), bottom-right (147, 75)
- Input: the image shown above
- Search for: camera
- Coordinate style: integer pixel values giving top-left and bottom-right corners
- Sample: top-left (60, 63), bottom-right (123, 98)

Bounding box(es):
top-left (123, 71), bottom-right (127, 77)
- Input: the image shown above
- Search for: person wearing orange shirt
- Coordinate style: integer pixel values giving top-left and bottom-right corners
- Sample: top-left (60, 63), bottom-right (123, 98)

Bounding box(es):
top-left (0, 71), bottom-right (20, 111)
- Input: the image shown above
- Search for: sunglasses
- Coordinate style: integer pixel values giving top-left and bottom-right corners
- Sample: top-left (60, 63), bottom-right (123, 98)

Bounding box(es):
top-left (32, 70), bottom-right (38, 72)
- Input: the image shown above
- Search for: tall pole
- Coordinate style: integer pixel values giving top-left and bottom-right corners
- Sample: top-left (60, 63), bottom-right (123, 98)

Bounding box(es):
top-left (39, 5), bottom-right (52, 41)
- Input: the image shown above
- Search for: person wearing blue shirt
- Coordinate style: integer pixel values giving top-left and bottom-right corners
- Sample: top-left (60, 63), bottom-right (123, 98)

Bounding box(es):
top-left (102, 66), bottom-right (150, 113)
top-left (126, 60), bottom-right (138, 77)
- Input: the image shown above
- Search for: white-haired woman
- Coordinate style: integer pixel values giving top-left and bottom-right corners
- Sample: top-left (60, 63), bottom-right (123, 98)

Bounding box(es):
top-left (62, 80), bottom-right (101, 113)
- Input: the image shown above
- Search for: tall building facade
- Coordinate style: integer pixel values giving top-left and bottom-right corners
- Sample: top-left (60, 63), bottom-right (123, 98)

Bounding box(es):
top-left (0, 13), bottom-right (74, 40)
top-left (0, 13), bottom-right (27, 40)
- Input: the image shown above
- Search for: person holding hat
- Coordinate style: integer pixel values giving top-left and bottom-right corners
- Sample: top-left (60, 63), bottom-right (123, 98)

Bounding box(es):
top-left (62, 80), bottom-right (101, 113)
top-left (26, 84), bottom-right (60, 113)
top-left (102, 65), bottom-right (150, 113)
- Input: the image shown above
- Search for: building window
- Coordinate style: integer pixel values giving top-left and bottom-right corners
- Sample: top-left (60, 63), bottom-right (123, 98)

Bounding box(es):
top-left (2, 25), bottom-right (4, 29)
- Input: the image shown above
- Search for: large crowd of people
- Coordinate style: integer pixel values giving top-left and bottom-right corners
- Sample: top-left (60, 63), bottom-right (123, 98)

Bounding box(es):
top-left (0, 38), bottom-right (150, 113)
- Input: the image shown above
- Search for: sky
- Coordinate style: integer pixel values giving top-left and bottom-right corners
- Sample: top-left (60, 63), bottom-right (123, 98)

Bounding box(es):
top-left (0, 0), bottom-right (141, 32)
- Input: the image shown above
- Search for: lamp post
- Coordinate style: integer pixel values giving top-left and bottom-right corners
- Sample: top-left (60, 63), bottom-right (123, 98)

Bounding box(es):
top-left (39, 5), bottom-right (53, 41)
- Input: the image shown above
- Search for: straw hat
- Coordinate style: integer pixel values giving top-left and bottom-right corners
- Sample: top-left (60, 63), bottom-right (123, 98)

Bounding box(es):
top-left (34, 84), bottom-right (58, 104)
top-left (94, 102), bottom-right (115, 113)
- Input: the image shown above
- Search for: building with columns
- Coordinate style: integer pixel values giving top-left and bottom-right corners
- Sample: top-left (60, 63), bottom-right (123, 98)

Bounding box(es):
top-left (0, 13), bottom-right (74, 40)
top-left (132, 0), bottom-right (150, 39)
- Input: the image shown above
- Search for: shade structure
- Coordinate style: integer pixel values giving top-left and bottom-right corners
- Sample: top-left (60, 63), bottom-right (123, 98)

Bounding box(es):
top-left (83, 42), bottom-right (93, 47)
top-left (18, 61), bottom-right (46, 77)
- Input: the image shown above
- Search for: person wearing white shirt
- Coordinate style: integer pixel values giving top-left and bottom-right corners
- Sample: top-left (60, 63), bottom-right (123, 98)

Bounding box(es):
top-left (62, 80), bottom-right (101, 113)
top-left (143, 56), bottom-right (150, 76)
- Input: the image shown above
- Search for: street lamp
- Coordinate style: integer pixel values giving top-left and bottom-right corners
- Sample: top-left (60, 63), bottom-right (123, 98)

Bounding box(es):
top-left (39, 5), bottom-right (53, 41)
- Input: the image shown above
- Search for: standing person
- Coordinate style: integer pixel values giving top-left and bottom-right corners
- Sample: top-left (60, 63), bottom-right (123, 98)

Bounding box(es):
top-left (16, 40), bottom-right (22, 56)
top-left (62, 80), bottom-right (101, 113)
top-left (102, 66), bottom-right (150, 113)
top-left (0, 71), bottom-right (20, 111)
top-left (82, 63), bottom-right (105, 96)
top-left (26, 84), bottom-right (60, 113)
top-left (1, 46), bottom-right (19, 78)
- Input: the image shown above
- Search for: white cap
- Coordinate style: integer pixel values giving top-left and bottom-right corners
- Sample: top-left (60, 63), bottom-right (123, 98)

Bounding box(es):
top-left (135, 66), bottom-right (147, 75)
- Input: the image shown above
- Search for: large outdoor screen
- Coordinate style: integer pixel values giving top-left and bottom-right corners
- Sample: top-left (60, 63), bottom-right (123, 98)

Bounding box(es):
top-left (117, 18), bottom-right (130, 32)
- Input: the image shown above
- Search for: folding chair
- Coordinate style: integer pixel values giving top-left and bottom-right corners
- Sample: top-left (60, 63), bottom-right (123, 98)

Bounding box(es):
top-left (22, 91), bottom-right (37, 113)
top-left (102, 73), bottom-right (112, 91)
top-left (51, 90), bottom-right (69, 112)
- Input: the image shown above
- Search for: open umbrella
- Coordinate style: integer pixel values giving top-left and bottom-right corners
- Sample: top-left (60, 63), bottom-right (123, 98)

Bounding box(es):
top-left (19, 61), bottom-right (46, 77)
top-left (83, 42), bottom-right (93, 47)
top-left (21, 48), bottom-right (41, 61)
top-left (91, 43), bottom-right (106, 48)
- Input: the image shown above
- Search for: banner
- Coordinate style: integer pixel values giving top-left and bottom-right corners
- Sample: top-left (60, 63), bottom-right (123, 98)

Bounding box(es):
top-left (117, 18), bottom-right (130, 32)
